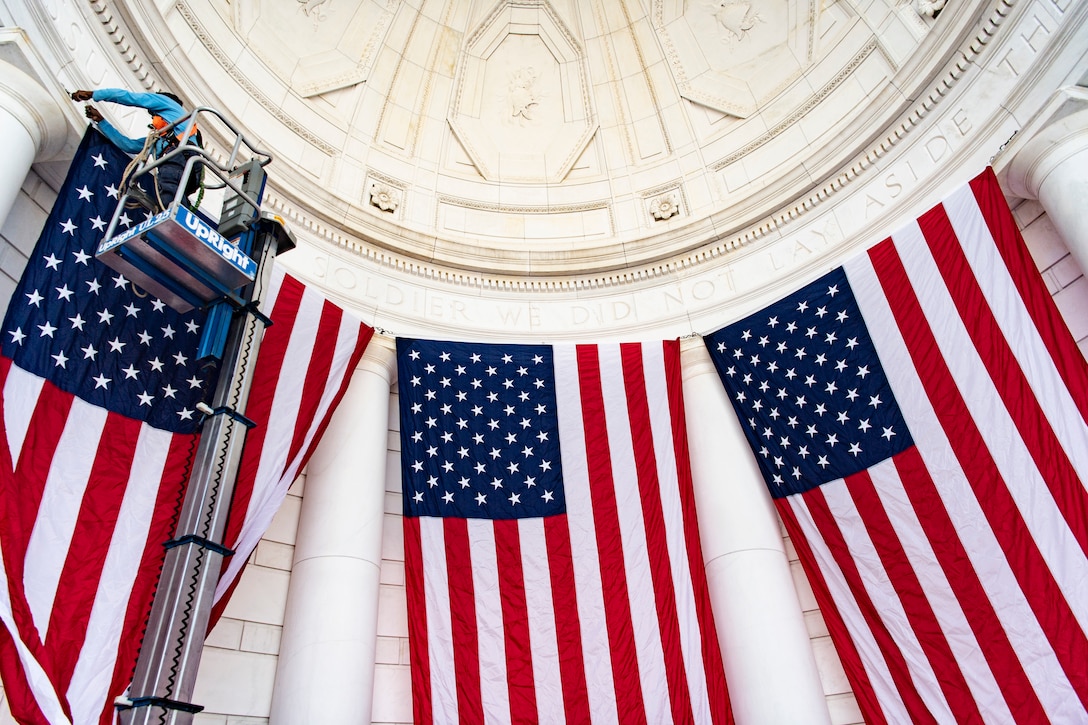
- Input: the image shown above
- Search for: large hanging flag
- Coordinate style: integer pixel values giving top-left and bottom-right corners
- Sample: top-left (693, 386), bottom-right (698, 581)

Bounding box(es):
top-left (0, 129), bottom-right (372, 725)
top-left (398, 338), bottom-right (731, 725)
top-left (705, 169), bottom-right (1088, 723)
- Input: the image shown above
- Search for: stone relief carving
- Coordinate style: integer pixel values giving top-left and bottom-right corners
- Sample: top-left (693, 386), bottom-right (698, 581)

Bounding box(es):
top-left (653, 0), bottom-right (819, 117)
top-left (297, 0), bottom-right (332, 22)
top-left (507, 66), bottom-right (541, 122)
top-left (712, 0), bottom-right (764, 44)
top-left (369, 183), bottom-right (401, 213)
top-left (650, 192), bottom-right (681, 220)
top-left (914, 0), bottom-right (947, 17)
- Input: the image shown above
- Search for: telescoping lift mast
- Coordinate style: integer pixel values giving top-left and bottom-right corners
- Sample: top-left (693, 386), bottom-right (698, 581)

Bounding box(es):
top-left (95, 106), bottom-right (295, 725)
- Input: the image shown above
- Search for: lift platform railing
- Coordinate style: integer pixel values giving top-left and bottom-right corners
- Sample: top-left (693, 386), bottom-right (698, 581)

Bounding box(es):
top-left (95, 107), bottom-right (284, 321)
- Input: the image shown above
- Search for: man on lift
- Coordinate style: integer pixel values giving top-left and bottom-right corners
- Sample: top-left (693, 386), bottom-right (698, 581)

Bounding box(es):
top-left (71, 88), bottom-right (204, 211)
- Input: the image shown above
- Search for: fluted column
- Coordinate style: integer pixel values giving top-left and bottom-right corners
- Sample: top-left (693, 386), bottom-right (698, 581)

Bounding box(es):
top-left (269, 336), bottom-right (396, 725)
top-left (1004, 86), bottom-right (1088, 275)
top-left (681, 338), bottom-right (831, 725)
top-left (0, 49), bottom-right (67, 229)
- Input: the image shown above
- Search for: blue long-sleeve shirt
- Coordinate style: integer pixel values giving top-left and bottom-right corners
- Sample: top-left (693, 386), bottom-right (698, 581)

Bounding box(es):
top-left (91, 88), bottom-right (192, 155)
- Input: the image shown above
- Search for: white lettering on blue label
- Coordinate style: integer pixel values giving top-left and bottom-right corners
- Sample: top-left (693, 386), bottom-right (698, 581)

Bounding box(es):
top-left (177, 209), bottom-right (256, 276)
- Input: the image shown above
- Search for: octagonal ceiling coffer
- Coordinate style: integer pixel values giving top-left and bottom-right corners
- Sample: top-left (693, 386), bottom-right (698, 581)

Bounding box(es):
top-left (448, 0), bottom-right (598, 184)
top-left (653, 0), bottom-right (815, 118)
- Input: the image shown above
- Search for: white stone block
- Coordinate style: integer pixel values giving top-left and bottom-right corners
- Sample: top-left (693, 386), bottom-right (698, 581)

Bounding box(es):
top-left (205, 617), bottom-right (244, 650)
top-left (382, 513), bottom-right (405, 562)
top-left (1053, 254), bottom-right (1084, 288)
top-left (0, 193), bottom-right (48, 256)
top-left (220, 565), bottom-right (291, 626)
top-left (791, 558), bottom-right (818, 610)
top-left (826, 692), bottom-right (865, 725)
top-left (380, 558), bottom-right (405, 586)
top-left (253, 540), bottom-right (294, 571)
top-left (240, 622), bottom-right (282, 655)
top-left (376, 583), bottom-right (409, 637)
top-left (1023, 214), bottom-right (1070, 271)
top-left (191, 648), bottom-right (277, 718)
top-left (812, 635), bottom-right (852, 695)
top-left (371, 664), bottom-right (413, 724)
top-left (375, 635), bottom-right (401, 664)
top-left (262, 494), bottom-right (301, 546)
top-left (385, 491), bottom-right (403, 515)
top-left (1054, 275), bottom-right (1088, 340)
top-left (192, 713), bottom-right (228, 725)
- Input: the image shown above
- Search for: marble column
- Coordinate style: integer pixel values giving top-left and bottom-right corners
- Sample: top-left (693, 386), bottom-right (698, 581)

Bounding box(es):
top-left (269, 336), bottom-right (396, 725)
top-left (1004, 86), bottom-right (1088, 275)
top-left (680, 338), bottom-right (831, 725)
top-left (0, 54), bottom-right (67, 229)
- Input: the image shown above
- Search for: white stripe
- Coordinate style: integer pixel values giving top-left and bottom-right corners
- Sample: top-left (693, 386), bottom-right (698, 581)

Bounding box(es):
top-left (640, 344), bottom-right (714, 724)
top-left (0, 538), bottom-right (72, 724)
top-left (24, 397), bottom-right (108, 636)
top-left (420, 517), bottom-right (458, 724)
top-left (67, 424), bottom-right (173, 725)
top-left (787, 494), bottom-right (912, 724)
top-left (846, 251), bottom-right (1080, 716)
top-left (944, 187), bottom-right (1088, 482)
top-left (467, 519), bottom-right (510, 725)
top-left (3, 364), bottom-right (44, 464)
top-left (890, 220), bottom-right (1088, 633)
top-left (217, 287), bottom-right (364, 602)
top-left (597, 344), bottom-right (672, 725)
top-left (215, 283), bottom-right (320, 596)
top-left (552, 345), bottom-right (619, 723)
top-left (819, 478), bottom-right (957, 721)
top-left (866, 459), bottom-right (1015, 722)
top-left (520, 518), bottom-right (565, 725)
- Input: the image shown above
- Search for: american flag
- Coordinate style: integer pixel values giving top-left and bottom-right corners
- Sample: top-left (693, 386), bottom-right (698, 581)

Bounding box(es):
top-left (399, 338), bottom-right (731, 724)
top-left (0, 129), bottom-right (372, 724)
top-left (705, 169), bottom-right (1088, 723)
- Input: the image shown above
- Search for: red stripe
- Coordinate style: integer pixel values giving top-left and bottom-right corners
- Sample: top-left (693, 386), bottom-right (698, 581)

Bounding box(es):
top-left (802, 486), bottom-right (938, 723)
top-left (281, 319), bottom-right (372, 504)
top-left (845, 468), bottom-right (983, 723)
top-left (969, 170), bottom-right (1088, 425)
top-left (869, 238), bottom-right (1088, 709)
top-left (493, 519), bottom-right (537, 723)
top-left (918, 201), bottom-right (1088, 559)
top-left (543, 514), bottom-right (591, 722)
top-left (404, 516), bottom-right (432, 725)
top-left (663, 340), bottom-right (732, 725)
top-left (46, 412), bottom-right (142, 697)
top-left (619, 342), bottom-right (694, 725)
top-left (444, 518), bottom-right (483, 725)
top-left (283, 300), bottom-right (342, 465)
top-left (575, 344), bottom-right (647, 724)
top-left (0, 611), bottom-right (52, 725)
top-left (2, 380), bottom-right (73, 670)
top-left (7, 381), bottom-right (73, 592)
top-left (104, 432), bottom-right (195, 724)
top-left (891, 447), bottom-right (1048, 721)
top-left (776, 500), bottom-right (890, 725)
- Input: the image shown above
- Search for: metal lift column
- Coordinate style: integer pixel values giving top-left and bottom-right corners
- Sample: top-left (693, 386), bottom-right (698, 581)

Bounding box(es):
top-left (118, 212), bottom-right (294, 725)
top-left (94, 108), bottom-right (294, 724)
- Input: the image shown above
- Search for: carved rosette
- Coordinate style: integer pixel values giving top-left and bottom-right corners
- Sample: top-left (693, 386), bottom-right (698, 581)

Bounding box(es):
top-left (650, 192), bottom-right (681, 220)
top-left (369, 183), bottom-right (401, 213)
